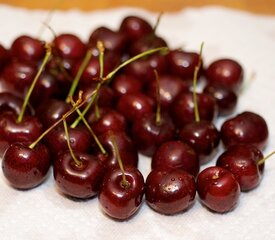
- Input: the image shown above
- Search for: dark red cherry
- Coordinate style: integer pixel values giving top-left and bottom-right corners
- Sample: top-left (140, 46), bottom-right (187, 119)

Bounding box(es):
top-left (0, 112), bottom-right (43, 145)
top-left (0, 44), bottom-right (10, 69)
top-left (98, 166), bottom-right (145, 220)
top-left (35, 98), bottom-right (72, 128)
top-left (167, 49), bottom-right (202, 81)
top-left (116, 92), bottom-right (155, 123)
top-left (145, 169), bottom-right (196, 215)
top-left (95, 131), bottom-right (138, 170)
top-left (221, 111), bottom-right (269, 150)
top-left (146, 74), bottom-right (190, 111)
top-left (111, 73), bottom-right (144, 98)
top-left (52, 33), bottom-right (86, 60)
top-left (206, 58), bottom-right (243, 92)
top-left (2, 142), bottom-right (51, 189)
top-left (89, 109), bottom-right (128, 136)
top-left (54, 151), bottom-right (105, 199)
top-left (0, 92), bottom-right (33, 116)
top-left (171, 92), bottom-right (217, 128)
top-left (45, 125), bottom-right (92, 158)
top-left (2, 61), bottom-right (37, 91)
top-left (10, 35), bottom-right (45, 64)
top-left (88, 26), bottom-right (127, 54)
top-left (197, 166), bottom-right (240, 213)
top-left (131, 113), bottom-right (176, 157)
top-left (151, 140), bottom-right (199, 178)
top-left (216, 144), bottom-right (264, 191)
top-left (203, 84), bottom-right (238, 116)
top-left (179, 120), bottom-right (220, 165)
top-left (119, 15), bottom-right (153, 42)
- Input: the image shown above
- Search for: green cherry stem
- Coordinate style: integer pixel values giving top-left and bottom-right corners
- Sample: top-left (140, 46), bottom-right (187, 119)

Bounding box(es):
top-left (66, 49), bottom-right (93, 103)
top-left (193, 42), bottom-right (204, 123)
top-left (63, 118), bottom-right (82, 167)
top-left (111, 135), bottom-right (130, 189)
top-left (258, 151), bottom-right (275, 166)
top-left (153, 12), bottom-right (163, 34)
top-left (17, 43), bottom-right (52, 123)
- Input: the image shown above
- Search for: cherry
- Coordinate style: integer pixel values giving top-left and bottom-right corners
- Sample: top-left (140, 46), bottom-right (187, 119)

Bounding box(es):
top-left (98, 166), bottom-right (145, 220)
top-left (216, 144), bottom-right (266, 191)
top-left (10, 35), bottom-right (45, 64)
top-left (178, 120), bottom-right (220, 165)
top-left (151, 140), bottom-right (200, 178)
top-left (171, 92), bottom-right (217, 128)
top-left (119, 15), bottom-right (153, 42)
top-left (197, 166), bottom-right (241, 213)
top-left (2, 142), bottom-right (51, 189)
top-left (88, 26), bottom-right (127, 54)
top-left (131, 112), bottom-right (176, 157)
top-left (221, 111), bottom-right (269, 150)
top-left (111, 73), bottom-right (144, 98)
top-left (54, 150), bottom-right (105, 199)
top-left (145, 169), bottom-right (196, 215)
top-left (0, 44), bottom-right (10, 69)
top-left (45, 125), bottom-right (92, 158)
top-left (203, 83), bottom-right (238, 116)
top-left (167, 49), bottom-right (202, 81)
top-left (205, 58), bottom-right (243, 92)
top-left (116, 92), bottom-right (155, 123)
top-left (146, 74), bottom-right (190, 111)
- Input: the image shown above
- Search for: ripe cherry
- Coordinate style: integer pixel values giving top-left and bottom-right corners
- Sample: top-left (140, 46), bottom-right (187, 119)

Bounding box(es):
top-left (145, 169), bottom-right (196, 215)
top-left (221, 111), bottom-right (269, 150)
top-left (197, 166), bottom-right (241, 213)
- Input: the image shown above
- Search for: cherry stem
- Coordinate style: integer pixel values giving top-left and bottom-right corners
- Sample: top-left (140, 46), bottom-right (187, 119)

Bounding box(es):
top-left (63, 118), bottom-right (82, 167)
top-left (154, 69), bottom-right (161, 125)
top-left (258, 151), bottom-right (275, 165)
top-left (70, 98), bottom-right (107, 155)
top-left (153, 12), bottom-right (163, 34)
top-left (70, 82), bottom-right (102, 128)
top-left (17, 43), bottom-right (52, 123)
top-left (29, 91), bottom-right (87, 149)
top-left (193, 42), bottom-right (204, 123)
top-left (103, 47), bottom-right (169, 82)
top-left (111, 135), bottom-right (130, 189)
top-left (66, 49), bottom-right (93, 103)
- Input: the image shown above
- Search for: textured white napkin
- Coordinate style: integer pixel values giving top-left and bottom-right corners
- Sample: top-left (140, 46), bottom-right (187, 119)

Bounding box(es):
top-left (0, 4), bottom-right (274, 240)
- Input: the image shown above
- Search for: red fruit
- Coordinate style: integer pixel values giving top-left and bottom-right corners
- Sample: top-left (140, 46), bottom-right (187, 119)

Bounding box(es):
top-left (98, 166), bottom-right (145, 220)
top-left (145, 169), bottom-right (196, 215)
top-left (197, 166), bottom-right (241, 213)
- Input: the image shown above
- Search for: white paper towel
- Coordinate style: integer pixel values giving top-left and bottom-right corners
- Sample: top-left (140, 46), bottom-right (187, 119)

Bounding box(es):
top-left (0, 4), bottom-right (274, 240)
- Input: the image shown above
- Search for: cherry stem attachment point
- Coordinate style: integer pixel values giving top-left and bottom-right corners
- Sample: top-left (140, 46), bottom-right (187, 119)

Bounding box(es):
top-left (154, 69), bottom-right (161, 125)
top-left (193, 42), bottom-right (204, 123)
top-left (17, 43), bottom-right (52, 123)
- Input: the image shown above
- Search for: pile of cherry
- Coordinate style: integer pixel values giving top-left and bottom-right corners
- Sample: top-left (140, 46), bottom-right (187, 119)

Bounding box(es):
top-left (0, 14), bottom-right (273, 220)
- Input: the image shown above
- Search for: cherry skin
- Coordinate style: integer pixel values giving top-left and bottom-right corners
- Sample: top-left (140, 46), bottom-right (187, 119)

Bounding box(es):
top-left (54, 151), bottom-right (105, 199)
top-left (216, 144), bottom-right (264, 191)
top-left (131, 112), bottom-right (176, 157)
top-left (45, 125), bottom-right (92, 158)
top-left (196, 166), bottom-right (240, 213)
top-left (0, 44), bottom-right (10, 69)
top-left (171, 92), bottom-right (217, 128)
top-left (116, 92), bottom-right (155, 123)
top-left (203, 83), bottom-right (238, 116)
top-left (178, 120), bottom-right (220, 165)
top-left (146, 74), bottom-right (190, 111)
top-left (98, 166), bottom-right (145, 220)
top-left (119, 15), bottom-right (153, 42)
top-left (145, 169), bottom-right (196, 215)
top-left (220, 111), bottom-right (269, 150)
top-left (205, 58), bottom-right (243, 92)
top-left (10, 35), bottom-right (45, 64)
top-left (2, 142), bottom-right (51, 189)
top-left (95, 130), bottom-right (138, 171)
top-left (151, 140), bottom-right (200, 178)
top-left (167, 49), bottom-right (202, 81)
